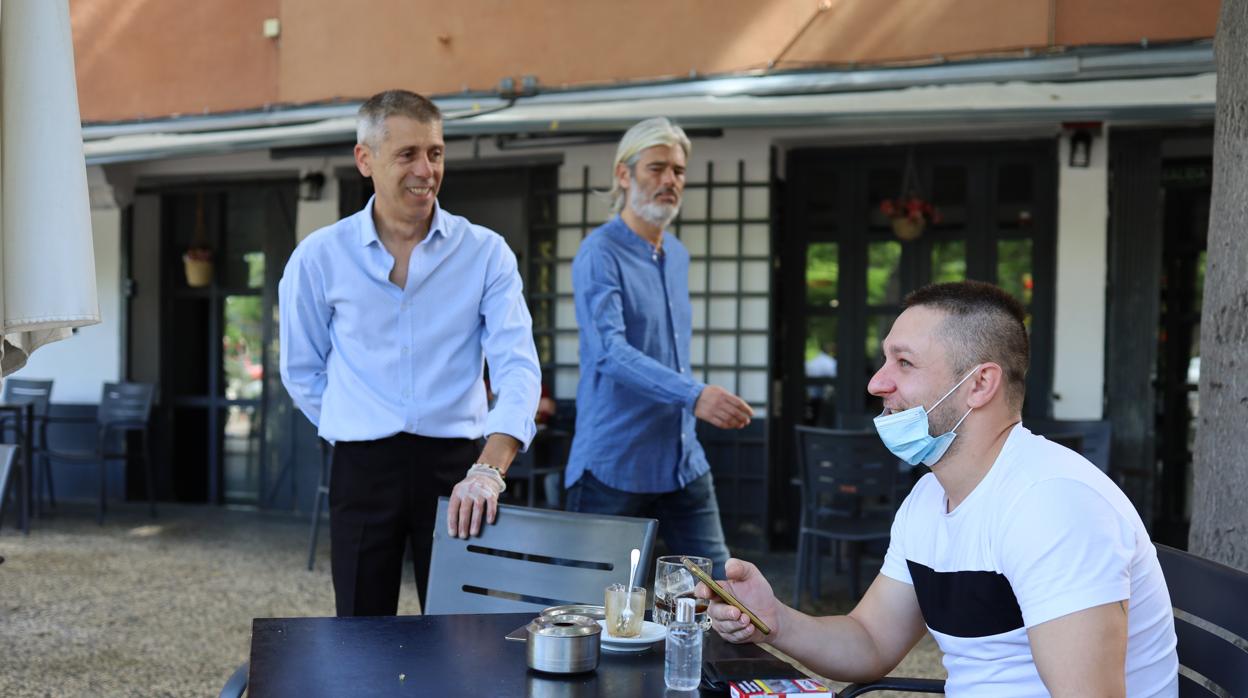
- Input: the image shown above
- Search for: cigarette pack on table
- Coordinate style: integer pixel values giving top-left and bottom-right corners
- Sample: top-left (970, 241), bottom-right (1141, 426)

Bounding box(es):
top-left (729, 677), bottom-right (831, 697)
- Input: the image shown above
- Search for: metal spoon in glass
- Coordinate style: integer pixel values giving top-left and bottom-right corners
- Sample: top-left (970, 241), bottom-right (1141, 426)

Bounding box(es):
top-left (617, 547), bottom-right (641, 634)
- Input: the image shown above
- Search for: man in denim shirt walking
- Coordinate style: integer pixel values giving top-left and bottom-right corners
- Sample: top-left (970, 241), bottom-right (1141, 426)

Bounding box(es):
top-left (564, 118), bottom-right (753, 577)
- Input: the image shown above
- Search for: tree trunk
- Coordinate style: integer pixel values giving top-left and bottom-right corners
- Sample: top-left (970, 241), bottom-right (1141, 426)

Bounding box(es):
top-left (1189, 0), bottom-right (1248, 571)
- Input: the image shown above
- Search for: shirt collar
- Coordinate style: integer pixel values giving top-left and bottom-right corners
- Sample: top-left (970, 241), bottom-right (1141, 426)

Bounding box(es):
top-left (607, 215), bottom-right (665, 257)
top-left (357, 195), bottom-right (449, 247)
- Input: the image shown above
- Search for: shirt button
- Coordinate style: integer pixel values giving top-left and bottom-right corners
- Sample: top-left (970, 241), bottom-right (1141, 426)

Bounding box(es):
top-left (400, 346), bottom-right (409, 355)
top-left (402, 389), bottom-right (411, 399)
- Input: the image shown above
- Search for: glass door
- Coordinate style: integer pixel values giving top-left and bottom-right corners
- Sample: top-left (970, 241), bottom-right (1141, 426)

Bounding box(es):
top-left (777, 142), bottom-right (1056, 537)
top-left (162, 183), bottom-right (297, 506)
top-left (1154, 159), bottom-right (1211, 546)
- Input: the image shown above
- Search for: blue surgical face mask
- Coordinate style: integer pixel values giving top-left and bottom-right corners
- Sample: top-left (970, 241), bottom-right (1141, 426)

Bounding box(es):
top-left (873, 365), bottom-right (980, 466)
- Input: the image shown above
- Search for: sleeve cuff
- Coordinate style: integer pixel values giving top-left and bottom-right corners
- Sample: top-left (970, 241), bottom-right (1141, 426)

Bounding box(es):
top-left (1020, 582), bottom-right (1130, 628)
top-left (880, 557), bottom-right (913, 585)
top-left (484, 411), bottom-right (537, 452)
top-left (684, 381), bottom-right (706, 411)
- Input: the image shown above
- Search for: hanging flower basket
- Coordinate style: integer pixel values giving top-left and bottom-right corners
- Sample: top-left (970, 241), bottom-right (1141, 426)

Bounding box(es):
top-left (890, 216), bottom-right (924, 241)
top-left (878, 149), bottom-right (941, 242)
top-left (183, 248), bottom-right (214, 287)
top-left (879, 197), bottom-right (941, 242)
top-left (184, 193), bottom-right (213, 287)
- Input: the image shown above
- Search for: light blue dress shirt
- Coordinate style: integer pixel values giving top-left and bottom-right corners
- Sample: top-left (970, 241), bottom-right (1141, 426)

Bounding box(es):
top-left (279, 196), bottom-right (540, 447)
top-left (564, 216), bottom-right (708, 493)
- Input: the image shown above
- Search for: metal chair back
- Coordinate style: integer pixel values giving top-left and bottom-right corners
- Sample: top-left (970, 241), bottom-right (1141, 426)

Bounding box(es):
top-left (97, 382), bottom-right (155, 427)
top-left (793, 426), bottom-right (899, 603)
top-left (1156, 544), bottom-right (1248, 697)
top-left (1, 378), bottom-right (53, 416)
top-left (795, 426), bottom-right (897, 523)
top-left (0, 381), bottom-right (53, 520)
top-left (1024, 418), bottom-right (1112, 472)
top-left (0, 444), bottom-right (16, 530)
top-left (425, 497), bottom-right (658, 615)
top-left (40, 381), bottom-right (158, 524)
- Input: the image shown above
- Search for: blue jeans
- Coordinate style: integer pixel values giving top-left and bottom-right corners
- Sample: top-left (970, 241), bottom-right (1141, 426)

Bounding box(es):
top-left (565, 470), bottom-right (731, 578)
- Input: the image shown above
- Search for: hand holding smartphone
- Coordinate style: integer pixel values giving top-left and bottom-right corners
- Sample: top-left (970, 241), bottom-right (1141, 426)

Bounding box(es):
top-left (682, 556), bottom-right (772, 635)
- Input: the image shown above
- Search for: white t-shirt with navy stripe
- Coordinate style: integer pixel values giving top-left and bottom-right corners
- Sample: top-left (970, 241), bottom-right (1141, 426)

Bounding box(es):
top-left (880, 424), bottom-right (1178, 697)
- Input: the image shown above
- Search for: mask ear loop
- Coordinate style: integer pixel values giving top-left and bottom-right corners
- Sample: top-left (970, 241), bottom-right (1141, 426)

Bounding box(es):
top-left (950, 407), bottom-right (974, 434)
top-left (927, 364), bottom-right (982, 413)
top-left (947, 366), bottom-right (983, 434)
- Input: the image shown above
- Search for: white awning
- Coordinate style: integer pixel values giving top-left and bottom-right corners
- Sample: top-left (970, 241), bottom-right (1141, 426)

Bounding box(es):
top-left (1, 0), bottom-right (99, 376)
top-left (81, 71), bottom-right (1216, 166)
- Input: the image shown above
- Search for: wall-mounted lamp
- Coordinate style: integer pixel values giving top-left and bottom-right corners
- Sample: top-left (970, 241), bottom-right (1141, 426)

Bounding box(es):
top-left (299, 172), bottom-right (325, 201)
top-left (1062, 121), bottom-right (1100, 169)
top-left (1069, 130), bottom-right (1093, 168)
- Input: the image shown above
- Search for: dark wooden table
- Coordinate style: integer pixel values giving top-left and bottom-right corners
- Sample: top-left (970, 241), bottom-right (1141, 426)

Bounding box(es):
top-left (249, 612), bottom-right (779, 697)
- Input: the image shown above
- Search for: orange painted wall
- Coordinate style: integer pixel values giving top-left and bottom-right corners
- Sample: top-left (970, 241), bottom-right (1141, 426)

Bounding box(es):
top-left (781, 0), bottom-right (1051, 66)
top-left (1054, 0), bottom-right (1221, 45)
top-left (274, 0), bottom-right (812, 104)
top-left (70, 0), bottom-right (1218, 123)
top-left (71, 0), bottom-right (279, 122)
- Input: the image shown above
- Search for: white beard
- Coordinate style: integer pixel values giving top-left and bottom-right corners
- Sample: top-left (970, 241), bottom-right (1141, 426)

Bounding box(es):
top-left (627, 183), bottom-right (680, 229)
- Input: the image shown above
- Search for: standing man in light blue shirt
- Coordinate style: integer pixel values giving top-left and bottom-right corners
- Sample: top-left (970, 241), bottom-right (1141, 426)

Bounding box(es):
top-left (565, 118), bottom-right (754, 578)
top-left (279, 90), bottom-right (540, 616)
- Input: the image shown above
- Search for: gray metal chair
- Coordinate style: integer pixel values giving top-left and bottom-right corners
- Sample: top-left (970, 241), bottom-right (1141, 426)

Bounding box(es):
top-left (1024, 418), bottom-right (1112, 472)
top-left (425, 497), bottom-right (658, 615)
top-left (219, 661), bottom-right (247, 698)
top-left (0, 444), bottom-right (16, 533)
top-left (1156, 544), bottom-right (1248, 697)
top-left (43, 382), bottom-right (155, 524)
top-left (0, 379), bottom-right (53, 514)
top-left (794, 426), bottom-right (898, 606)
top-left (305, 439), bottom-right (332, 571)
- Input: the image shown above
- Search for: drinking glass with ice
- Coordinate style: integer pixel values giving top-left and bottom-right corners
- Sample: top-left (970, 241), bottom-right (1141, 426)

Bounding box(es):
top-left (653, 555), bottom-right (711, 629)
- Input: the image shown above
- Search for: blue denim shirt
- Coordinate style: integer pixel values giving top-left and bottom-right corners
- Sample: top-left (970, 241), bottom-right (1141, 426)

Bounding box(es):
top-left (564, 216), bottom-right (708, 493)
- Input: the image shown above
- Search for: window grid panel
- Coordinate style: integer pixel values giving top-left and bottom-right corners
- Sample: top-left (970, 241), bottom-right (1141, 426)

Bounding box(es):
top-left (549, 161), bottom-right (771, 418)
top-left (710, 261), bottom-right (739, 293)
top-left (711, 224), bottom-right (740, 256)
top-left (527, 169), bottom-right (560, 386)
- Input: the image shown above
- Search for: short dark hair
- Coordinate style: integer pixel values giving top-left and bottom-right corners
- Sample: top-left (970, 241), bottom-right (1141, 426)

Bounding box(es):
top-left (903, 280), bottom-right (1029, 410)
top-left (356, 90), bottom-right (441, 149)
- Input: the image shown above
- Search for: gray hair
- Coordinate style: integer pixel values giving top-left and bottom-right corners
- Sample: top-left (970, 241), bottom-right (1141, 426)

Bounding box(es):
top-left (609, 117), bottom-right (692, 213)
top-left (356, 90), bottom-right (441, 150)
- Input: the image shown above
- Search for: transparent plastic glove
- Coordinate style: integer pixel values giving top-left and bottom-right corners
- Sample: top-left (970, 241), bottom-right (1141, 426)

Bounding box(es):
top-left (447, 465), bottom-right (505, 539)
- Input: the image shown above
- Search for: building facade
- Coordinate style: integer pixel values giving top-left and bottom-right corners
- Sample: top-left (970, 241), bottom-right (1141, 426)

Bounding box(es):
top-left (12, 0), bottom-right (1219, 547)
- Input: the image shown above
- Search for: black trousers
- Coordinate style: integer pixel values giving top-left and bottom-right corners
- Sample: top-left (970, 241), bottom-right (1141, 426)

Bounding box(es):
top-left (329, 433), bottom-right (476, 617)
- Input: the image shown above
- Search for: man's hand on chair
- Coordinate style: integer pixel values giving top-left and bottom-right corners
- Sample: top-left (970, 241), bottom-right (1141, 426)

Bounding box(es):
top-left (447, 433), bottom-right (520, 538)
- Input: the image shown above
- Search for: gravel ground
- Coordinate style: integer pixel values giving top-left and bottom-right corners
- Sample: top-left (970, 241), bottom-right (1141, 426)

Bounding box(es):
top-left (0, 502), bottom-right (942, 697)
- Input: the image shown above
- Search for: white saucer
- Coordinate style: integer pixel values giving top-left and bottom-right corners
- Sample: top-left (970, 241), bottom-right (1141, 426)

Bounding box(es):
top-left (596, 619), bottom-right (666, 652)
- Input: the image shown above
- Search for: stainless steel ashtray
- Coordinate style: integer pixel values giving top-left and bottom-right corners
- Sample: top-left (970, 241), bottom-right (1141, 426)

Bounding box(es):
top-left (526, 614), bottom-right (602, 674)
top-left (540, 604), bottom-right (606, 621)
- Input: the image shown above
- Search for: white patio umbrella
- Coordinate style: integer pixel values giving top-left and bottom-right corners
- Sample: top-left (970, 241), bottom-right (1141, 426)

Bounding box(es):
top-left (0, 0), bottom-right (98, 376)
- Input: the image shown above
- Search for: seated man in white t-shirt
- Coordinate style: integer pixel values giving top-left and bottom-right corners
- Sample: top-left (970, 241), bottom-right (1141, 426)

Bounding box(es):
top-left (700, 281), bottom-right (1178, 697)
